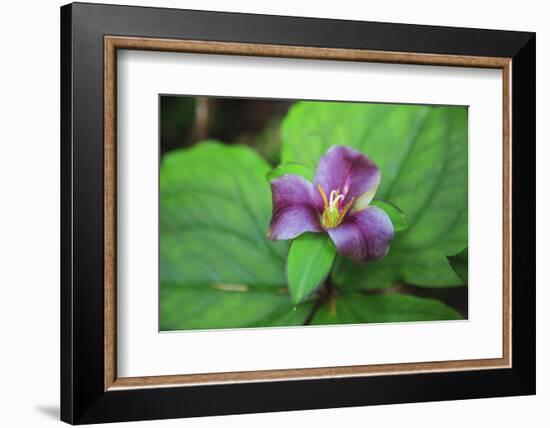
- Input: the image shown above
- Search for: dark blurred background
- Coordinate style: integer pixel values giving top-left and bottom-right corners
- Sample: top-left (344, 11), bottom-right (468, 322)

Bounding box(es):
top-left (161, 95), bottom-right (294, 165)
top-left (159, 95), bottom-right (467, 318)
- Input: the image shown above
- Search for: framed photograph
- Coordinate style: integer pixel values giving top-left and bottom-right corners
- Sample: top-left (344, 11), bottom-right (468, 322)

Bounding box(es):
top-left (60, 2), bottom-right (535, 424)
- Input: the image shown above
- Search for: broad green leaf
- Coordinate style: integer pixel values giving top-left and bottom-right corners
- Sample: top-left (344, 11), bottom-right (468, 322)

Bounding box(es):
top-left (332, 248), bottom-right (462, 290)
top-left (371, 199), bottom-right (408, 232)
top-left (448, 248), bottom-right (468, 285)
top-left (311, 292), bottom-right (463, 325)
top-left (287, 233), bottom-right (336, 304)
top-left (281, 102), bottom-right (467, 289)
top-left (160, 285), bottom-right (312, 330)
top-left (267, 162), bottom-right (314, 182)
top-left (160, 141), bottom-right (298, 330)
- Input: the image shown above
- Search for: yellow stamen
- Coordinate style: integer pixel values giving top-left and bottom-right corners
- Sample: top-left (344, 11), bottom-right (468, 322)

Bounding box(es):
top-left (317, 185), bottom-right (329, 209)
top-left (319, 186), bottom-right (356, 229)
top-left (338, 197), bottom-right (355, 223)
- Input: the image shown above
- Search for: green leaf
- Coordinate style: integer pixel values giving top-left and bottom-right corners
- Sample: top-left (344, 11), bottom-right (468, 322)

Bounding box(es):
top-left (267, 162), bottom-right (314, 182)
top-left (311, 292), bottom-right (463, 325)
top-left (371, 199), bottom-right (408, 232)
top-left (160, 285), bottom-right (312, 330)
top-left (160, 141), bottom-right (300, 330)
top-left (287, 233), bottom-right (336, 304)
top-left (332, 249), bottom-right (463, 290)
top-left (448, 248), bottom-right (468, 285)
top-left (281, 102), bottom-right (467, 289)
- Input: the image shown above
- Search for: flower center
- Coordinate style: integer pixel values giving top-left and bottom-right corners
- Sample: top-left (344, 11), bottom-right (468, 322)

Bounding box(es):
top-left (317, 185), bottom-right (355, 229)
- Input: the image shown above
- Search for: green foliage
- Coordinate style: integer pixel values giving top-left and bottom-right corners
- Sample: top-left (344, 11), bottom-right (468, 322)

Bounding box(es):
top-left (448, 248), bottom-right (468, 285)
top-left (281, 102), bottom-right (468, 289)
top-left (159, 101), bottom-right (468, 330)
top-left (287, 233), bottom-right (336, 305)
top-left (160, 141), bottom-right (301, 330)
top-left (161, 286), bottom-right (312, 330)
top-left (312, 293), bottom-right (462, 324)
top-left (371, 199), bottom-right (408, 232)
top-left (236, 118), bottom-right (284, 166)
top-left (267, 162), bottom-right (314, 182)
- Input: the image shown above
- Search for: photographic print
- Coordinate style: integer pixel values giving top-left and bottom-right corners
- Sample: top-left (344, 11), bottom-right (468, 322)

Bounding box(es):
top-left (159, 96), bottom-right (468, 331)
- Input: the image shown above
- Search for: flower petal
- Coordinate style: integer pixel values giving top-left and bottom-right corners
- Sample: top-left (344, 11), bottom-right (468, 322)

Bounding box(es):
top-left (327, 206), bottom-right (394, 264)
top-left (268, 175), bottom-right (323, 240)
top-left (314, 145), bottom-right (380, 205)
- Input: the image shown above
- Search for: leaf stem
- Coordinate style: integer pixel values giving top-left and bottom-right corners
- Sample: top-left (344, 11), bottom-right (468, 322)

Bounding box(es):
top-left (303, 277), bottom-right (339, 325)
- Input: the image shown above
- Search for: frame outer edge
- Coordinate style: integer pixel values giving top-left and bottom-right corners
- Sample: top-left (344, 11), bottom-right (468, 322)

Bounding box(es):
top-left (63, 3), bottom-right (535, 423)
top-left (73, 2), bottom-right (533, 57)
top-left (60, 3), bottom-right (75, 424)
top-left (70, 3), bottom-right (112, 423)
top-left (510, 33), bottom-right (536, 391)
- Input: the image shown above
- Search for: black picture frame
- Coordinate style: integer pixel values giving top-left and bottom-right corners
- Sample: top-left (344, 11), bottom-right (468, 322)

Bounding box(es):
top-left (61, 2), bottom-right (535, 424)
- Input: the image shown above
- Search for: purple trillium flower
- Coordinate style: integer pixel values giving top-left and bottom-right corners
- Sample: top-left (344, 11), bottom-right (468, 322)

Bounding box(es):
top-left (268, 146), bottom-right (394, 264)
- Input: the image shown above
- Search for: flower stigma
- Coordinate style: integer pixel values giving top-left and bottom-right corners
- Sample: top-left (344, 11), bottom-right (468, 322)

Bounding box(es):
top-left (317, 185), bottom-right (355, 229)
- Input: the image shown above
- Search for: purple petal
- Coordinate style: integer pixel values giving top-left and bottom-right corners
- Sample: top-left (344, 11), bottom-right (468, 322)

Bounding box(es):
top-left (327, 206), bottom-right (394, 264)
top-left (268, 175), bottom-right (323, 240)
top-left (313, 146), bottom-right (380, 203)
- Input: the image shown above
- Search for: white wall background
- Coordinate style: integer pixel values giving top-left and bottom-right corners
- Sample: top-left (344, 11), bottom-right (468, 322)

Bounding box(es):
top-left (0, 0), bottom-right (546, 427)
